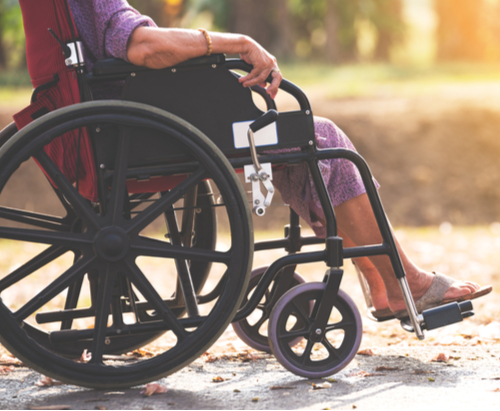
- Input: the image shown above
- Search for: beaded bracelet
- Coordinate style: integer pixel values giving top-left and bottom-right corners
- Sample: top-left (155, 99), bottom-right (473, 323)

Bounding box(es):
top-left (197, 28), bottom-right (212, 56)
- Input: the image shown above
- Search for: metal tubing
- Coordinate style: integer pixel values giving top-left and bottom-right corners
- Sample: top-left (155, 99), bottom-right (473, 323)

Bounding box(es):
top-left (233, 250), bottom-right (326, 322)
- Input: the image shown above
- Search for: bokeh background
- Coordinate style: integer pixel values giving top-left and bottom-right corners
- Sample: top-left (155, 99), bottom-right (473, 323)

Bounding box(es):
top-left (3, 0), bottom-right (500, 227)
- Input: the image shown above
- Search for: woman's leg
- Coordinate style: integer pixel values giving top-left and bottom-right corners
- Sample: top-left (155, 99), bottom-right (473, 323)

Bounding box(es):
top-left (335, 193), bottom-right (480, 313)
top-left (273, 116), bottom-right (481, 313)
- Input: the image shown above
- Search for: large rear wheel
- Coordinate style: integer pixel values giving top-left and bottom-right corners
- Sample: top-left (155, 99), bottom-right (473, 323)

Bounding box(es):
top-left (0, 101), bottom-right (252, 388)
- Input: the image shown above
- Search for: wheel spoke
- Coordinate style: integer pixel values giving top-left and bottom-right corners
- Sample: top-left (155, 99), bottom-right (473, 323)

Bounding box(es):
top-left (34, 151), bottom-right (100, 230)
top-left (90, 264), bottom-right (117, 364)
top-left (322, 338), bottom-right (341, 360)
top-left (278, 327), bottom-right (309, 342)
top-left (325, 319), bottom-right (357, 333)
top-left (105, 128), bottom-right (130, 225)
top-left (132, 236), bottom-right (231, 264)
top-left (125, 168), bottom-right (206, 235)
top-left (249, 312), bottom-right (267, 334)
top-left (124, 260), bottom-right (188, 340)
top-left (291, 301), bottom-right (313, 328)
top-left (14, 255), bottom-right (96, 322)
top-left (0, 206), bottom-right (72, 231)
top-left (300, 339), bottom-right (314, 365)
top-left (0, 246), bottom-right (68, 292)
top-left (0, 226), bottom-right (93, 248)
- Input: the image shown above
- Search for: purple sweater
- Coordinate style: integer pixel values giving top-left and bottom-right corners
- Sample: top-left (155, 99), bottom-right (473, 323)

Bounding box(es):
top-left (68, 0), bottom-right (372, 236)
top-left (69, 0), bottom-right (155, 72)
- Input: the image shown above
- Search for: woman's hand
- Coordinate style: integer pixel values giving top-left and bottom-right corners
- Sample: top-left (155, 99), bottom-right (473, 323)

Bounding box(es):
top-left (237, 37), bottom-right (282, 99)
top-left (128, 28), bottom-right (282, 98)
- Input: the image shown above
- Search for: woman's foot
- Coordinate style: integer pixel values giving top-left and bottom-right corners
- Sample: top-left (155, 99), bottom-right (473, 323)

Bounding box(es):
top-left (386, 270), bottom-right (489, 315)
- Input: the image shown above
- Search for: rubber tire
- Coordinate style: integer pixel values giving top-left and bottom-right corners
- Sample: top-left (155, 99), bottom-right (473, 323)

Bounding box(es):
top-left (0, 101), bottom-right (252, 388)
top-left (268, 282), bottom-right (362, 379)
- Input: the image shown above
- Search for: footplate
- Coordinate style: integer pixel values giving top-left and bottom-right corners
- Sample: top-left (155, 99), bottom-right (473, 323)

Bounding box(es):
top-left (400, 300), bottom-right (474, 332)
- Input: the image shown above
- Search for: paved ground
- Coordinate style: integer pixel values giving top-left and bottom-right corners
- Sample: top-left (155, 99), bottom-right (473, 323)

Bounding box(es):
top-left (1, 322), bottom-right (499, 410)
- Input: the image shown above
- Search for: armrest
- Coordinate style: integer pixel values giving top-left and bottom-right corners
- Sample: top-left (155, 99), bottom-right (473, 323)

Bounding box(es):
top-left (92, 54), bottom-right (227, 77)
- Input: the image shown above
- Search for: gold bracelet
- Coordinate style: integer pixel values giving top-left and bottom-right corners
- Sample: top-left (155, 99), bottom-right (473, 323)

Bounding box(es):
top-left (197, 28), bottom-right (212, 56)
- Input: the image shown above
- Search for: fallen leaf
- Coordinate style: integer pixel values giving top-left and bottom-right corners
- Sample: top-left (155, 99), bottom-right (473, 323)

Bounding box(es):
top-left (28, 406), bottom-right (71, 410)
top-left (35, 376), bottom-right (64, 387)
top-left (348, 370), bottom-right (384, 378)
top-left (428, 377), bottom-right (435, 382)
top-left (94, 407), bottom-right (107, 410)
top-left (129, 349), bottom-right (155, 358)
top-left (79, 349), bottom-right (92, 363)
top-left (0, 365), bottom-right (15, 373)
top-left (140, 383), bottom-right (168, 397)
top-left (203, 353), bottom-right (219, 363)
top-left (325, 378), bottom-right (338, 383)
top-left (492, 388), bottom-right (500, 392)
top-left (212, 376), bottom-right (225, 383)
top-left (431, 353), bottom-right (449, 363)
top-left (0, 355), bottom-right (22, 366)
top-left (270, 386), bottom-right (296, 390)
top-left (252, 398), bottom-right (259, 402)
top-left (375, 366), bottom-right (399, 371)
top-left (357, 349), bottom-right (375, 356)
top-left (312, 382), bottom-right (331, 390)
top-left (233, 389), bottom-right (241, 393)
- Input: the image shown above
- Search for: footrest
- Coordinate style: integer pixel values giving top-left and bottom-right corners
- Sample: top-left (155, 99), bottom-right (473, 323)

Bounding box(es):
top-left (400, 301), bottom-right (474, 333)
top-left (423, 300), bottom-right (474, 330)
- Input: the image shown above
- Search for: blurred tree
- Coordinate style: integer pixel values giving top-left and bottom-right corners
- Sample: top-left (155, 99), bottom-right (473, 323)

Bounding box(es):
top-left (0, 0), bottom-right (25, 70)
top-left (129, 0), bottom-right (185, 27)
top-left (228, 0), bottom-right (294, 59)
top-left (434, 0), bottom-right (487, 61)
top-left (324, 0), bottom-right (358, 63)
top-left (369, 0), bottom-right (404, 60)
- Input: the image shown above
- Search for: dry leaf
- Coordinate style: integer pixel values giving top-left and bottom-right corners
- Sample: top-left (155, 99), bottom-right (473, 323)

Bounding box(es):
top-left (129, 349), bottom-right (155, 358)
top-left (431, 353), bottom-right (449, 363)
top-left (357, 349), bottom-right (375, 356)
top-left (234, 389), bottom-right (241, 393)
top-left (270, 386), bottom-right (296, 390)
top-left (312, 382), bottom-right (331, 390)
top-left (79, 349), bottom-right (92, 363)
top-left (252, 398), bottom-right (259, 402)
top-left (203, 353), bottom-right (218, 363)
top-left (348, 370), bottom-right (384, 378)
top-left (0, 355), bottom-right (22, 366)
top-left (212, 376), bottom-right (225, 383)
top-left (0, 365), bottom-right (15, 373)
top-left (94, 407), bottom-right (107, 410)
top-left (35, 376), bottom-right (64, 387)
top-left (28, 406), bottom-right (71, 410)
top-left (140, 383), bottom-right (168, 397)
top-left (375, 366), bottom-right (399, 371)
top-left (492, 388), bottom-right (500, 392)
top-left (428, 377), bottom-right (435, 382)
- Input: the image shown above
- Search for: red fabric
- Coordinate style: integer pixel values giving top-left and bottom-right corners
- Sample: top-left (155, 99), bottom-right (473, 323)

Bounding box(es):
top-left (14, 0), bottom-right (97, 201)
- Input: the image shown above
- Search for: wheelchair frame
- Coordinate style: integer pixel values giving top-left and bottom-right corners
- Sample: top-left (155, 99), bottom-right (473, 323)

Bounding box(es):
top-left (0, 4), bottom-right (476, 388)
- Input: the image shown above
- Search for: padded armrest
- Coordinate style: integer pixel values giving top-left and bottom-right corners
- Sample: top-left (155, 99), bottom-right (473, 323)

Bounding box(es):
top-left (93, 54), bottom-right (226, 77)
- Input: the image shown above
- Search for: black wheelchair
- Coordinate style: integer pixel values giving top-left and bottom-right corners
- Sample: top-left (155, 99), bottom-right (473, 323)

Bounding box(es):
top-left (0, 51), bottom-right (476, 388)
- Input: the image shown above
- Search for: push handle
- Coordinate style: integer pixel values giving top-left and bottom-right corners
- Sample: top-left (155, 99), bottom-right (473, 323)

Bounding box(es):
top-left (249, 109), bottom-right (279, 133)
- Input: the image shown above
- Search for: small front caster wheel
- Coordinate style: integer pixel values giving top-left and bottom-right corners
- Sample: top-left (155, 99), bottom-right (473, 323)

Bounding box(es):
top-left (268, 282), bottom-right (362, 378)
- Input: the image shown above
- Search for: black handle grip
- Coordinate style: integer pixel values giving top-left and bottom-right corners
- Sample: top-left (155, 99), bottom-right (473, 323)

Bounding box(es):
top-left (249, 109), bottom-right (279, 133)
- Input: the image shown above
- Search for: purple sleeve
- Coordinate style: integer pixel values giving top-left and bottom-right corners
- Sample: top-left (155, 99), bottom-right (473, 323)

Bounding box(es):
top-left (69, 0), bottom-right (157, 63)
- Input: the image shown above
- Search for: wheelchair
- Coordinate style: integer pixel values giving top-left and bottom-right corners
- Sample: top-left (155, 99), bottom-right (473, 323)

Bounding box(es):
top-left (0, 6), bottom-right (476, 390)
